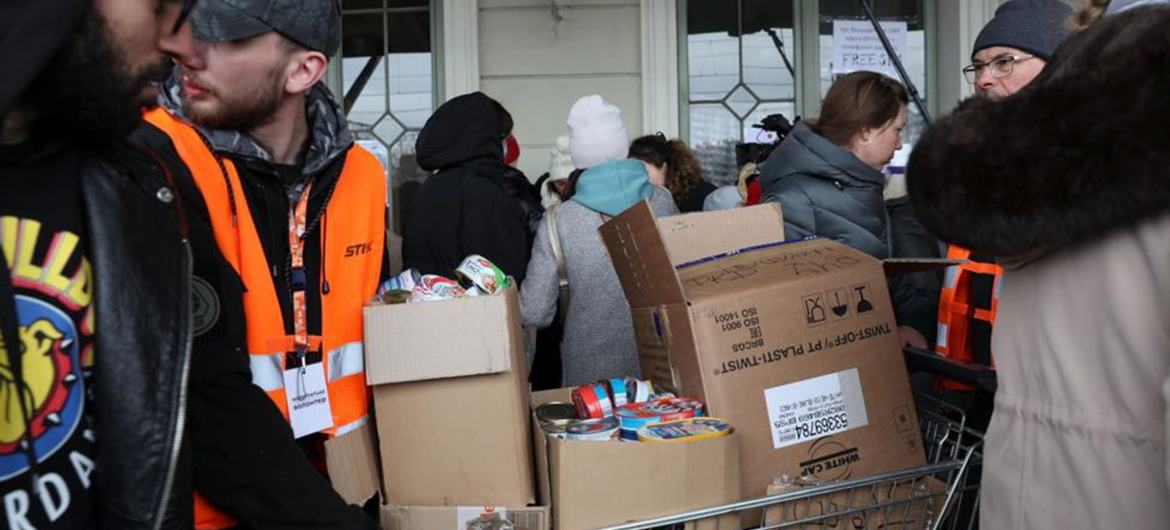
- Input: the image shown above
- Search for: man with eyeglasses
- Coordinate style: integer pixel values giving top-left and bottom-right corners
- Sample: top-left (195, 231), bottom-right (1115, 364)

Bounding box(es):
top-left (933, 0), bottom-right (1073, 427)
top-left (963, 0), bottom-right (1073, 99)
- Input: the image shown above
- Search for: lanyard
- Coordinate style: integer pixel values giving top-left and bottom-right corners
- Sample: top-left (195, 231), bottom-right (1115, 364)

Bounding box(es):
top-left (287, 181), bottom-right (313, 358)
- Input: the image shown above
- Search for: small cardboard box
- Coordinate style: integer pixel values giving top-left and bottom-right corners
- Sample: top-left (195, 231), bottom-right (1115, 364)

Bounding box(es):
top-left (531, 389), bottom-right (741, 530)
top-left (362, 285), bottom-right (535, 507)
top-left (600, 202), bottom-right (930, 501)
top-left (323, 386), bottom-right (546, 530)
top-left (380, 505), bottom-right (550, 530)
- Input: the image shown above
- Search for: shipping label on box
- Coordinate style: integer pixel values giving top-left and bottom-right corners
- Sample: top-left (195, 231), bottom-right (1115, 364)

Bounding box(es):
top-left (764, 368), bottom-right (869, 451)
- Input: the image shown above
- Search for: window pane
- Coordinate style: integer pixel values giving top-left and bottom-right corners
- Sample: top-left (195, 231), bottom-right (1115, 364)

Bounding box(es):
top-left (689, 104), bottom-right (741, 185)
top-left (686, 0), bottom-right (796, 186)
top-left (741, 0), bottom-right (796, 100)
top-left (687, 0), bottom-right (739, 101)
top-left (341, 4), bottom-right (434, 235)
top-left (342, 13), bottom-right (386, 131)
top-left (818, 0), bottom-right (927, 145)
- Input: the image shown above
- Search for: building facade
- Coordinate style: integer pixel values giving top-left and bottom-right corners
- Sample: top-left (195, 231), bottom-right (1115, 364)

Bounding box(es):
top-left (325, 0), bottom-right (1027, 234)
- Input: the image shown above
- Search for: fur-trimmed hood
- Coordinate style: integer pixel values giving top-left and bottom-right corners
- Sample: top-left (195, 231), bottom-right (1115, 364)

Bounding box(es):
top-left (907, 6), bottom-right (1170, 258)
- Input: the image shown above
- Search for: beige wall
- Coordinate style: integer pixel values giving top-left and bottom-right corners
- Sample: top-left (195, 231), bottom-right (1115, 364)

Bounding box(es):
top-left (477, 0), bottom-right (644, 180)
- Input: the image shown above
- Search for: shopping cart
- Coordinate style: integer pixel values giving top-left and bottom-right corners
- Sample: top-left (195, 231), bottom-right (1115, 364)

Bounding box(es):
top-left (597, 349), bottom-right (992, 530)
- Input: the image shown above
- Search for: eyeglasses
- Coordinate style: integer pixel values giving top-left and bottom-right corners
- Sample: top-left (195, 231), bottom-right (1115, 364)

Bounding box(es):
top-left (961, 54), bottom-right (1036, 84)
top-left (172, 0), bottom-right (198, 35)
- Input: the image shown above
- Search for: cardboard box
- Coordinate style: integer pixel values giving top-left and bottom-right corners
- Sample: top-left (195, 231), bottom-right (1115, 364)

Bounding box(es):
top-left (363, 285), bottom-right (535, 507)
top-left (600, 202), bottom-right (929, 501)
top-left (323, 383), bottom-right (545, 530)
top-left (380, 505), bottom-right (549, 530)
top-left (531, 389), bottom-right (740, 530)
top-left (762, 476), bottom-right (948, 529)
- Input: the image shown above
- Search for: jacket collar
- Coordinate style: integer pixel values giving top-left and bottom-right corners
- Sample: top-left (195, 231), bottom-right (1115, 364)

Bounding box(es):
top-left (765, 121), bottom-right (885, 187)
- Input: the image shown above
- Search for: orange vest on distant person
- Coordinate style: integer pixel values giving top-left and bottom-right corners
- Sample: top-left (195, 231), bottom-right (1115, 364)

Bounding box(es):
top-left (935, 245), bottom-right (1001, 391)
top-left (145, 108), bottom-right (385, 529)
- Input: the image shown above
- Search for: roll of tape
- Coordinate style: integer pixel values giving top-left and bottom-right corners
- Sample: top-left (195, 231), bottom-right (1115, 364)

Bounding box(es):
top-left (630, 379), bottom-right (652, 404)
top-left (606, 378), bottom-right (629, 408)
top-left (572, 384), bottom-right (604, 419)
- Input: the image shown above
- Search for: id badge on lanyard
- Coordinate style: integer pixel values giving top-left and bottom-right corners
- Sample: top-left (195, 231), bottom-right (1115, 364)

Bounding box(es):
top-left (283, 181), bottom-right (334, 438)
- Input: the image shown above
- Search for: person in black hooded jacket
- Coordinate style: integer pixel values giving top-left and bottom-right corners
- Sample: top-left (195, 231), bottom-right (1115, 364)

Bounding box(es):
top-left (403, 92), bottom-right (530, 283)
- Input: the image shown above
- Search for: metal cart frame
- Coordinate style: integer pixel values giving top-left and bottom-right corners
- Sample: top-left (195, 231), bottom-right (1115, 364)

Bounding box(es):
top-left (597, 391), bottom-right (985, 530)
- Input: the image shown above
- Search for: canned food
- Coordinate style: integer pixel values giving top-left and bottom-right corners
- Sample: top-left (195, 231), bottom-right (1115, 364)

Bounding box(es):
top-left (456, 255), bottom-right (510, 295)
top-left (648, 390), bottom-right (677, 401)
top-left (411, 275), bottom-right (466, 302)
top-left (572, 383), bottom-right (614, 419)
top-left (565, 417), bottom-right (621, 441)
top-left (384, 268), bottom-right (422, 293)
top-left (379, 289), bottom-right (412, 305)
top-left (537, 402), bottom-right (579, 426)
top-left (615, 397), bottom-right (706, 441)
top-left (638, 417), bottom-right (732, 443)
top-left (542, 422), bottom-right (569, 440)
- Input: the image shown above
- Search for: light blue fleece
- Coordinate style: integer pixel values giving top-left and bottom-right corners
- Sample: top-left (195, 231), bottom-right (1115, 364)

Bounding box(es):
top-left (570, 159), bottom-right (653, 216)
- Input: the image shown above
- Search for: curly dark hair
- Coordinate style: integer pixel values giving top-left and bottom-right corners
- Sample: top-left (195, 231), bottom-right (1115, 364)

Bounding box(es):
top-left (628, 134), bottom-right (704, 207)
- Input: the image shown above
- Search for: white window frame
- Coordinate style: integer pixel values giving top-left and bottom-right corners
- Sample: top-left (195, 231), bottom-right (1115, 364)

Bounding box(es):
top-left (673, 0), bottom-right (1001, 146)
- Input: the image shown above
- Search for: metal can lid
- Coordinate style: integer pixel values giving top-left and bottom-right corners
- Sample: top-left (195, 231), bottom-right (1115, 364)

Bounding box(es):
top-left (537, 402), bottom-right (579, 425)
top-left (542, 422), bottom-right (569, 434)
top-left (566, 417), bottom-right (620, 435)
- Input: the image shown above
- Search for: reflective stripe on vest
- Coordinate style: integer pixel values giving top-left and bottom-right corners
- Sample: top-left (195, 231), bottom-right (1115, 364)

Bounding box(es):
top-left (145, 109), bottom-right (386, 529)
top-left (935, 244), bottom-right (1002, 392)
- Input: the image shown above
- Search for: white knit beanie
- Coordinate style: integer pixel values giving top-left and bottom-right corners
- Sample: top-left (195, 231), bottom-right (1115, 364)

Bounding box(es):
top-left (566, 95), bottom-right (629, 169)
top-left (541, 134), bottom-right (575, 208)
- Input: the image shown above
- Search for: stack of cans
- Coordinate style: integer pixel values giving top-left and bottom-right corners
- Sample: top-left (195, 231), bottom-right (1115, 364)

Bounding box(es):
top-left (374, 255), bottom-right (510, 304)
top-left (538, 378), bottom-right (724, 443)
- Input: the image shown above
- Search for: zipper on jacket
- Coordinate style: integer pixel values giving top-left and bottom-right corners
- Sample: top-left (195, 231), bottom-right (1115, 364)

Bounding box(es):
top-left (152, 239), bottom-right (193, 530)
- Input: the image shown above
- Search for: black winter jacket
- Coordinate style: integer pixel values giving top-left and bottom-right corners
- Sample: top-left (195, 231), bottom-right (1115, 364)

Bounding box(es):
top-left (403, 92), bottom-right (529, 283)
top-left (85, 147), bottom-right (195, 530)
top-left (500, 165), bottom-right (544, 249)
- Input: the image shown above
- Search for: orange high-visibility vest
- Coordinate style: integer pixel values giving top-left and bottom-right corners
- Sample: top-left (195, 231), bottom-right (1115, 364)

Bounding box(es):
top-left (146, 109), bottom-right (384, 529)
top-left (935, 245), bottom-right (1001, 391)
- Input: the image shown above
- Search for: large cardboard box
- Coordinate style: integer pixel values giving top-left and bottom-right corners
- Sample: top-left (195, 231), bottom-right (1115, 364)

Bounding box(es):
top-left (531, 389), bottom-right (740, 530)
top-left (363, 285), bottom-right (535, 507)
top-left (600, 203), bottom-right (928, 501)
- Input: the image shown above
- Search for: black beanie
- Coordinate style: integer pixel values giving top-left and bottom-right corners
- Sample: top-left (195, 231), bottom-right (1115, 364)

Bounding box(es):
top-left (972, 0), bottom-right (1074, 61)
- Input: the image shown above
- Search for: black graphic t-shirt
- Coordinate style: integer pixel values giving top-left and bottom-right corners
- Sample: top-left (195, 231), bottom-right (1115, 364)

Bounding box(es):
top-left (0, 142), bottom-right (97, 529)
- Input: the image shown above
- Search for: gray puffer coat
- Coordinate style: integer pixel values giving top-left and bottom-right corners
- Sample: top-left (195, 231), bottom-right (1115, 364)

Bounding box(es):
top-left (760, 121), bottom-right (890, 257)
top-left (760, 121), bottom-right (930, 336)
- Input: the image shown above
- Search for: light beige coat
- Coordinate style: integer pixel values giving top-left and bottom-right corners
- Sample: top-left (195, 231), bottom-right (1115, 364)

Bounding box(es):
top-left (982, 213), bottom-right (1170, 529)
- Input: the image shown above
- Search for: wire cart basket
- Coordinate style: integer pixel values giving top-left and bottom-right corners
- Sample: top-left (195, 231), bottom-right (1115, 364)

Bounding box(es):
top-left (597, 391), bottom-right (985, 530)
